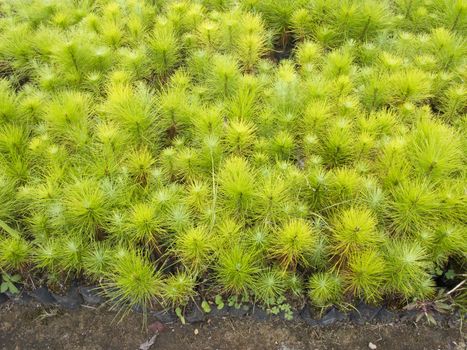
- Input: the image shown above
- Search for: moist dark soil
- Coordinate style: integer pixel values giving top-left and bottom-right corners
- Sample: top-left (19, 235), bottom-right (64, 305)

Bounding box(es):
top-left (0, 302), bottom-right (465, 350)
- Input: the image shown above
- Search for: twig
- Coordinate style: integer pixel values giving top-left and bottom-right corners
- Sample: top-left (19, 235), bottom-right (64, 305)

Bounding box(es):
top-left (447, 279), bottom-right (466, 296)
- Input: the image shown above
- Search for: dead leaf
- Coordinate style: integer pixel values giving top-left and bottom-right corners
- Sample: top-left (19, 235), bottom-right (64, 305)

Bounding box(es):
top-left (139, 334), bottom-right (158, 350)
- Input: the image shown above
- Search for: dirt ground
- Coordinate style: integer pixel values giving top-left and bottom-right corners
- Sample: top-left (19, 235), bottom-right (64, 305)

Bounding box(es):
top-left (0, 303), bottom-right (465, 350)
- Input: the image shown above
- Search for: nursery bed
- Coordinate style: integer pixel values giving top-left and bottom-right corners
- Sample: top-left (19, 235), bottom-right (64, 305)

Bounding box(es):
top-left (0, 0), bottom-right (466, 331)
top-left (0, 303), bottom-right (465, 350)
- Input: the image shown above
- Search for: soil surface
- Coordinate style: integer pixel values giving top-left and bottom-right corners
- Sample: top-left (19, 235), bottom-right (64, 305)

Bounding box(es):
top-left (0, 303), bottom-right (465, 350)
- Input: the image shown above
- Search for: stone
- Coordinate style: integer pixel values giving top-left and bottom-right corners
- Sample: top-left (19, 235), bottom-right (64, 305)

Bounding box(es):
top-left (0, 293), bottom-right (8, 305)
top-left (30, 287), bottom-right (56, 305)
top-left (350, 302), bottom-right (382, 324)
top-left (299, 305), bottom-right (319, 326)
top-left (79, 286), bottom-right (104, 306)
top-left (227, 304), bottom-right (250, 318)
top-left (369, 342), bottom-right (377, 349)
top-left (374, 308), bottom-right (397, 323)
top-left (52, 287), bottom-right (83, 310)
top-left (400, 309), bottom-right (419, 322)
top-left (6, 291), bottom-right (34, 305)
top-left (185, 305), bottom-right (205, 323)
top-left (152, 309), bottom-right (178, 324)
top-left (208, 306), bottom-right (230, 318)
top-left (250, 306), bottom-right (271, 321)
top-left (319, 307), bottom-right (347, 326)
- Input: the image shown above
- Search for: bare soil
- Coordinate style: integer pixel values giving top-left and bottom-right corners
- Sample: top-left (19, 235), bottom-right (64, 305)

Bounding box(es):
top-left (0, 303), bottom-right (465, 350)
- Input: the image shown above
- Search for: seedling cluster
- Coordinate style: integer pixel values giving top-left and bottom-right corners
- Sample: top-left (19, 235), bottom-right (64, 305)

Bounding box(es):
top-left (0, 0), bottom-right (465, 318)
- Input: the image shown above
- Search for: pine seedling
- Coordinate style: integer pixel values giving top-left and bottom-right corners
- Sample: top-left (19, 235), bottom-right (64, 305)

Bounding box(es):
top-left (295, 41), bottom-right (322, 71)
top-left (0, 233), bottom-right (30, 271)
top-left (0, 124), bottom-right (29, 158)
top-left (162, 271), bottom-right (197, 307)
top-left (320, 119), bottom-right (355, 167)
top-left (326, 167), bottom-right (364, 208)
top-left (376, 137), bottom-right (411, 188)
top-left (245, 0), bottom-right (306, 46)
top-left (100, 19), bottom-right (124, 49)
top-left (429, 224), bottom-right (466, 266)
top-left (126, 203), bottom-right (164, 247)
top-left (245, 225), bottom-right (271, 256)
top-left (51, 36), bottom-right (94, 83)
top-left (253, 267), bottom-right (286, 306)
top-left (331, 206), bottom-right (382, 260)
top-left (270, 60), bottom-right (303, 115)
top-left (216, 245), bottom-right (259, 295)
top-left (225, 119), bottom-right (256, 155)
top-left (346, 250), bottom-right (387, 303)
top-left (214, 216), bottom-right (244, 248)
top-left (308, 230), bottom-right (332, 270)
top-left (359, 72), bottom-right (391, 111)
top-left (227, 74), bottom-right (262, 121)
top-left (361, 180), bottom-right (387, 219)
top-left (440, 83), bottom-right (466, 122)
top-left (118, 47), bottom-right (151, 80)
top-left (355, 0), bottom-right (392, 41)
top-left (215, 10), bottom-right (241, 51)
top-left (236, 32), bottom-right (267, 71)
top-left (384, 239), bottom-right (434, 300)
top-left (148, 18), bottom-right (180, 76)
top-left (185, 180), bottom-right (211, 214)
top-left (196, 19), bottom-right (221, 49)
top-left (323, 48), bottom-right (354, 78)
top-left (290, 8), bottom-right (314, 42)
top-left (429, 27), bottom-right (465, 70)
top-left (102, 82), bottom-right (157, 145)
top-left (0, 80), bottom-right (19, 122)
top-left (95, 120), bottom-right (128, 154)
top-left (166, 1), bottom-right (203, 34)
top-left (268, 130), bottom-right (295, 161)
top-left (388, 69), bottom-right (432, 105)
top-left (173, 226), bottom-right (214, 274)
top-left (196, 134), bottom-right (222, 173)
top-left (63, 179), bottom-right (110, 239)
top-left (308, 272), bottom-right (344, 309)
top-left (253, 175), bottom-right (290, 224)
top-left (166, 203), bottom-right (193, 234)
top-left (83, 242), bottom-right (113, 280)
top-left (126, 147), bottom-right (155, 186)
top-left (192, 106), bottom-right (224, 136)
top-left (57, 233), bottom-right (86, 275)
top-left (408, 119), bottom-right (463, 179)
top-left (305, 167), bottom-right (331, 211)
top-left (218, 156), bottom-right (255, 217)
top-left (284, 271), bottom-right (304, 297)
top-left (389, 179), bottom-right (440, 235)
top-left (151, 185), bottom-right (184, 214)
top-left (236, 13), bottom-right (269, 71)
top-left (33, 239), bottom-right (61, 274)
top-left (207, 54), bottom-right (240, 99)
top-left (431, 0), bottom-right (467, 32)
top-left (43, 90), bottom-right (90, 148)
top-left (104, 250), bottom-right (165, 316)
top-left (157, 87), bottom-right (192, 141)
top-left (269, 219), bottom-right (317, 270)
top-left (0, 176), bottom-right (18, 222)
top-left (172, 147), bottom-right (201, 181)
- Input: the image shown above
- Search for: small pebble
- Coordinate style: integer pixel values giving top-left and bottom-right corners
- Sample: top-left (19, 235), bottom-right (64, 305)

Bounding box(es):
top-left (194, 328), bottom-right (199, 335)
top-left (369, 342), bottom-right (377, 349)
